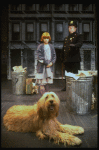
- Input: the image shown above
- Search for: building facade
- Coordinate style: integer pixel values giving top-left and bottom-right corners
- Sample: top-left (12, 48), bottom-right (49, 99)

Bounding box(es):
top-left (7, 4), bottom-right (97, 79)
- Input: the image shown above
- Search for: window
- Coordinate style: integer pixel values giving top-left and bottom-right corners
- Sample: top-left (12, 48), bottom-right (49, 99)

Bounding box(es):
top-left (69, 4), bottom-right (78, 11)
top-left (10, 4), bottom-right (22, 11)
top-left (25, 4), bottom-right (35, 11)
top-left (83, 23), bottom-right (90, 41)
top-left (55, 23), bottom-right (63, 41)
top-left (39, 4), bottom-right (49, 11)
top-left (54, 4), bottom-right (65, 11)
top-left (40, 23), bottom-right (48, 37)
top-left (26, 23), bottom-right (34, 41)
top-left (82, 4), bottom-right (93, 12)
top-left (12, 23), bottom-right (20, 40)
top-left (84, 50), bottom-right (91, 70)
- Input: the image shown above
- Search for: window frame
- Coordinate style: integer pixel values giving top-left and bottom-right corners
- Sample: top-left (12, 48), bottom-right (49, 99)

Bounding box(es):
top-left (12, 22), bottom-right (20, 41)
top-left (55, 22), bottom-right (64, 42)
top-left (82, 21), bottom-right (92, 42)
top-left (39, 4), bottom-right (50, 12)
top-left (39, 21), bottom-right (49, 40)
top-left (82, 4), bottom-right (93, 12)
top-left (25, 4), bottom-right (36, 11)
top-left (25, 22), bottom-right (35, 41)
top-left (54, 4), bottom-right (65, 12)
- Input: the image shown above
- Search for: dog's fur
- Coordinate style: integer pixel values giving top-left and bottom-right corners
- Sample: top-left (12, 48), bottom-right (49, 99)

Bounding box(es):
top-left (3, 92), bottom-right (84, 146)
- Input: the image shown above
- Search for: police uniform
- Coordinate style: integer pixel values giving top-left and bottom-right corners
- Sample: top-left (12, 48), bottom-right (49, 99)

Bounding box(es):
top-left (61, 21), bottom-right (83, 74)
top-left (61, 21), bottom-right (83, 91)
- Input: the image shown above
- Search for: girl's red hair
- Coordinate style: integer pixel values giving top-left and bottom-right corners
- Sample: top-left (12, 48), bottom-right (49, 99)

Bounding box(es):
top-left (40, 32), bottom-right (51, 42)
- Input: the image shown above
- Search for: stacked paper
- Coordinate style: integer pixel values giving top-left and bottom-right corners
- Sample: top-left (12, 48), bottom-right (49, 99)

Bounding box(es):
top-left (65, 71), bottom-right (79, 80)
top-left (65, 70), bottom-right (93, 80)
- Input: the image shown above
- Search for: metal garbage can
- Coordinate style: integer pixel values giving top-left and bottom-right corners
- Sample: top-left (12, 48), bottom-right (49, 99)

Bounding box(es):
top-left (66, 76), bottom-right (93, 115)
top-left (12, 71), bottom-right (28, 95)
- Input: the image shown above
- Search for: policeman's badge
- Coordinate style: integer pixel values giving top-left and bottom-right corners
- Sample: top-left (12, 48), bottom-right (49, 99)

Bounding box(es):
top-left (70, 21), bottom-right (73, 25)
top-left (70, 38), bottom-right (72, 41)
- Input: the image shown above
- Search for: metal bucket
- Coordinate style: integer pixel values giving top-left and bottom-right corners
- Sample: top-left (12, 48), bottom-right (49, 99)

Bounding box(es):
top-left (12, 71), bottom-right (28, 95)
top-left (66, 76), bottom-right (92, 115)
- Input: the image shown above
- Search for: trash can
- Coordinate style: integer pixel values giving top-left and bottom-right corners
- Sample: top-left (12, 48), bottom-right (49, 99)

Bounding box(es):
top-left (12, 71), bottom-right (28, 95)
top-left (66, 76), bottom-right (93, 115)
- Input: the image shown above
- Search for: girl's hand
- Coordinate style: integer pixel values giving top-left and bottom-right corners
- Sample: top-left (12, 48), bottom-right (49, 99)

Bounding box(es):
top-left (46, 62), bottom-right (53, 68)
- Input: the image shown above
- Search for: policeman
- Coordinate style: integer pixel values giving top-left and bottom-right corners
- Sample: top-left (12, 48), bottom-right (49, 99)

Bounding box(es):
top-left (61, 20), bottom-right (83, 91)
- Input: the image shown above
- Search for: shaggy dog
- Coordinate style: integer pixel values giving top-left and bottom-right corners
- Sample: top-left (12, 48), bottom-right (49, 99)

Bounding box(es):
top-left (3, 92), bottom-right (84, 146)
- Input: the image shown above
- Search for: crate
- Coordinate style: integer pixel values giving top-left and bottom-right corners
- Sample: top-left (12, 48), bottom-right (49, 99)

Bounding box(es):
top-left (26, 78), bottom-right (34, 94)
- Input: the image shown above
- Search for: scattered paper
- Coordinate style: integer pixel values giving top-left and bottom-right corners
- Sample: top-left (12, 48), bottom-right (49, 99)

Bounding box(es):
top-left (65, 70), bottom-right (94, 80)
top-left (12, 65), bottom-right (27, 72)
top-left (65, 71), bottom-right (79, 80)
top-left (78, 70), bottom-right (97, 76)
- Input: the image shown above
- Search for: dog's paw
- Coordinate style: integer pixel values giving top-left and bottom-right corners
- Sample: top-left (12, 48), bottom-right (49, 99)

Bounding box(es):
top-left (70, 126), bottom-right (84, 135)
top-left (38, 133), bottom-right (46, 140)
top-left (36, 130), bottom-right (46, 140)
top-left (76, 126), bottom-right (84, 134)
top-left (59, 133), bottom-right (82, 146)
top-left (61, 124), bottom-right (84, 135)
top-left (67, 136), bottom-right (82, 146)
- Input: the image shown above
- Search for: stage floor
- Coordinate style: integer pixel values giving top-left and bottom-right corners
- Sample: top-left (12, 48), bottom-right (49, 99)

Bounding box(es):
top-left (1, 77), bottom-right (98, 148)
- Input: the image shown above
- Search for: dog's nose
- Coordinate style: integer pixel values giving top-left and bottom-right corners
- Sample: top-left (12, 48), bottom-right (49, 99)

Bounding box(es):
top-left (50, 100), bottom-right (53, 104)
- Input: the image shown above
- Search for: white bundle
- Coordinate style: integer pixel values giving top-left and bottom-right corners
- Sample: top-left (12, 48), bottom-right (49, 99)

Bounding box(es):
top-left (12, 65), bottom-right (27, 72)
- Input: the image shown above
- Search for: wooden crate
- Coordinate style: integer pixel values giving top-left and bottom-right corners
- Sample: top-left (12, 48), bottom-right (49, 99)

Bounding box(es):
top-left (26, 78), bottom-right (34, 94)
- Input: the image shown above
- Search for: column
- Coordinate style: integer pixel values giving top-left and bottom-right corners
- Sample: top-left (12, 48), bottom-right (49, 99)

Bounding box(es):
top-left (79, 19), bottom-right (82, 34)
top-left (7, 21), bottom-right (12, 79)
top-left (51, 17), bottom-right (54, 45)
top-left (65, 4), bottom-right (69, 13)
top-left (90, 21), bottom-right (92, 42)
top-left (63, 21), bottom-right (66, 39)
top-left (8, 47), bottom-right (11, 79)
top-left (21, 49), bottom-right (23, 67)
top-left (22, 22), bottom-right (25, 41)
top-left (36, 19), bottom-right (39, 43)
top-left (65, 18), bottom-right (69, 37)
top-left (35, 19), bottom-right (39, 76)
top-left (91, 49), bottom-right (95, 70)
top-left (51, 17), bottom-right (55, 77)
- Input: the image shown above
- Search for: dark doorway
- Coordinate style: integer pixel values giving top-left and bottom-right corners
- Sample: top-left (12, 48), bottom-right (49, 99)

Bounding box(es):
top-left (84, 50), bottom-right (91, 70)
top-left (55, 49), bottom-right (64, 78)
top-left (11, 49), bottom-right (21, 70)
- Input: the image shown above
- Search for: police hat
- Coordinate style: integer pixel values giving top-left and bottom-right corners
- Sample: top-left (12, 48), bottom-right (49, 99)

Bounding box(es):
top-left (68, 20), bottom-right (77, 28)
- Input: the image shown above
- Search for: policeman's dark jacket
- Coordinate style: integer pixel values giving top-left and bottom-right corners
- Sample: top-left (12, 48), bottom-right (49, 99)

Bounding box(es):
top-left (61, 32), bottom-right (83, 63)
